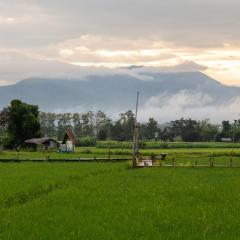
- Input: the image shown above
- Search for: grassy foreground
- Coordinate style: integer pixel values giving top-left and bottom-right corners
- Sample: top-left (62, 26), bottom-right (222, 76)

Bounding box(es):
top-left (0, 163), bottom-right (240, 239)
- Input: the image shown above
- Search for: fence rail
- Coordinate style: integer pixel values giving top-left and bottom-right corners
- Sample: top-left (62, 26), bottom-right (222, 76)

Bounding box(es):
top-left (1, 157), bottom-right (240, 168)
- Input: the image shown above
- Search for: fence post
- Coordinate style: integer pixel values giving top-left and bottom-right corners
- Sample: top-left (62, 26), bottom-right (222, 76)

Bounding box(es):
top-left (230, 158), bottom-right (233, 168)
top-left (108, 148), bottom-right (111, 160)
top-left (122, 143), bottom-right (124, 160)
top-left (172, 158), bottom-right (176, 167)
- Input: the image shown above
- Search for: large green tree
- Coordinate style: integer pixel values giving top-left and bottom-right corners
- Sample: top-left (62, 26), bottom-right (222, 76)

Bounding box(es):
top-left (143, 118), bottom-right (159, 140)
top-left (170, 118), bottom-right (202, 142)
top-left (7, 99), bottom-right (41, 148)
top-left (200, 119), bottom-right (219, 142)
top-left (95, 111), bottom-right (109, 140)
top-left (39, 112), bottom-right (57, 138)
top-left (111, 111), bottom-right (135, 141)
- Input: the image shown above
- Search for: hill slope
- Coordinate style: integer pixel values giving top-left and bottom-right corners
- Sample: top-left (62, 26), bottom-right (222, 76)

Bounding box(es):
top-left (0, 72), bottom-right (239, 115)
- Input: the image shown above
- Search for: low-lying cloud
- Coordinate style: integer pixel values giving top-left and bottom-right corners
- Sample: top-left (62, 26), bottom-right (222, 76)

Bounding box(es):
top-left (50, 90), bottom-right (240, 124)
top-left (139, 90), bottom-right (240, 123)
top-left (0, 46), bottom-right (209, 85)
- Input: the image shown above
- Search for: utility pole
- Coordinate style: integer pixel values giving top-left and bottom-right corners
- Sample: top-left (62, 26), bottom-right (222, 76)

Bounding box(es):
top-left (132, 91), bottom-right (140, 168)
top-left (107, 119), bottom-right (111, 160)
top-left (231, 119), bottom-right (239, 154)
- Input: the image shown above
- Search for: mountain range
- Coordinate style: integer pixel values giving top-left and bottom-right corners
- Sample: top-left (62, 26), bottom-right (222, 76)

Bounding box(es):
top-left (0, 71), bottom-right (239, 121)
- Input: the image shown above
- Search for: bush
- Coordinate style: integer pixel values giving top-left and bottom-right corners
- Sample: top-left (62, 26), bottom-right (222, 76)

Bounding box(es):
top-left (113, 150), bottom-right (132, 155)
top-left (77, 137), bottom-right (96, 147)
top-left (81, 149), bottom-right (92, 154)
top-left (160, 142), bottom-right (169, 149)
top-left (139, 141), bottom-right (147, 149)
top-left (96, 141), bottom-right (132, 149)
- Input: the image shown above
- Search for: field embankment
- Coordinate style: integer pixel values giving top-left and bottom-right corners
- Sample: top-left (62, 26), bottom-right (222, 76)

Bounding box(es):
top-left (1, 146), bottom-right (240, 166)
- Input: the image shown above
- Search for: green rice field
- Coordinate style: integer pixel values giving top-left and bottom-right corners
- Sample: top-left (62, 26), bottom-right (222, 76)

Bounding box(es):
top-left (0, 162), bottom-right (240, 239)
top-left (1, 143), bottom-right (240, 239)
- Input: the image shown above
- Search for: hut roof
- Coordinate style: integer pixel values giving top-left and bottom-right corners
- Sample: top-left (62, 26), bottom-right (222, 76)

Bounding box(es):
top-left (62, 128), bottom-right (77, 145)
top-left (25, 138), bottom-right (59, 145)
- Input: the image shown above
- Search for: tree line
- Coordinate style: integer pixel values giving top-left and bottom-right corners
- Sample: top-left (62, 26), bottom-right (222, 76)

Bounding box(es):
top-left (0, 99), bottom-right (240, 149)
top-left (37, 109), bottom-right (240, 143)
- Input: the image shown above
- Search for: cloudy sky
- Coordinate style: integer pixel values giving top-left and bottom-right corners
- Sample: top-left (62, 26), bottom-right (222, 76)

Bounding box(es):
top-left (1, 0), bottom-right (240, 86)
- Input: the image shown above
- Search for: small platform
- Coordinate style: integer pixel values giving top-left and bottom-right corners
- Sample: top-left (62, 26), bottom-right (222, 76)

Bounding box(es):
top-left (138, 160), bottom-right (153, 167)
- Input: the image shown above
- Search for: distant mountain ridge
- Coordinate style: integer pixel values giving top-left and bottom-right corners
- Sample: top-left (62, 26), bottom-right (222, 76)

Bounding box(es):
top-left (0, 71), bottom-right (239, 114)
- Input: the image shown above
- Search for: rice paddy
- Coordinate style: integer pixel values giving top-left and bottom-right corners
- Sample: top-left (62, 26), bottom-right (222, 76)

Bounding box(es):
top-left (1, 143), bottom-right (240, 239)
top-left (0, 162), bottom-right (240, 239)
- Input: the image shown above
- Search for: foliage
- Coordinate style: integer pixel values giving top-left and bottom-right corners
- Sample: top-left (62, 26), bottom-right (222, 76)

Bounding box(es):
top-left (111, 110), bottom-right (135, 141)
top-left (95, 111), bottom-right (110, 140)
top-left (2, 99), bottom-right (240, 145)
top-left (200, 119), bottom-right (219, 141)
top-left (141, 118), bottom-right (159, 140)
top-left (77, 136), bottom-right (97, 147)
top-left (170, 118), bottom-right (202, 142)
top-left (5, 100), bottom-right (41, 149)
top-left (0, 107), bottom-right (8, 127)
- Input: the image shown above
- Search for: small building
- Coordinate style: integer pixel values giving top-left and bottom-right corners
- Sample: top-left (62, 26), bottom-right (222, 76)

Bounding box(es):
top-left (221, 138), bottom-right (232, 142)
top-left (25, 138), bottom-right (60, 150)
top-left (60, 128), bottom-right (77, 153)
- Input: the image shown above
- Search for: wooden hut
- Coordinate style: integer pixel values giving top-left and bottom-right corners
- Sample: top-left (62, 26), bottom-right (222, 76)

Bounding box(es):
top-left (25, 138), bottom-right (60, 151)
top-left (60, 128), bottom-right (77, 152)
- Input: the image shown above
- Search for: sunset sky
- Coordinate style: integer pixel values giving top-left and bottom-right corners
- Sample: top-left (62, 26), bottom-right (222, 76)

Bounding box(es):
top-left (0, 0), bottom-right (240, 85)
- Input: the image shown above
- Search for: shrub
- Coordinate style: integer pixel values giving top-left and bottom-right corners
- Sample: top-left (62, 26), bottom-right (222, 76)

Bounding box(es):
top-left (160, 142), bottom-right (169, 149)
top-left (81, 149), bottom-right (92, 154)
top-left (77, 137), bottom-right (96, 147)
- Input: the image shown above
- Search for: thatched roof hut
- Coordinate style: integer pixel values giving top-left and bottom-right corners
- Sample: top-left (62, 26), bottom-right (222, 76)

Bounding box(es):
top-left (62, 128), bottom-right (77, 145)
